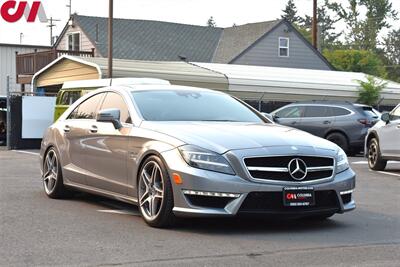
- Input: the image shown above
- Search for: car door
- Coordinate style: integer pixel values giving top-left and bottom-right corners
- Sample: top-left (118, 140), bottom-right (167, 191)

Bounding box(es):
top-left (84, 91), bottom-right (133, 194)
top-left (273, 105), bottom-right (304, 129)
top-left (299, 105), bottom-right (333, 137)
top-left (59, 93), bottom-right (105, 185)
top-left (379, 105), bottom-right (400, 157)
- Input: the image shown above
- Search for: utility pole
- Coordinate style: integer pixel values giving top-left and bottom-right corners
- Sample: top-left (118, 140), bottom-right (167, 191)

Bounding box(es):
top-left (312, 0), bottom-right (318, 48)
top-left (6, 76), bottom-right (11, 150)
top-left (47, 17), bottom-right (61, 46)
top-left (108, 0), bottom-right (113, 78)
top-left (66, 0), bottom-right (72, 18)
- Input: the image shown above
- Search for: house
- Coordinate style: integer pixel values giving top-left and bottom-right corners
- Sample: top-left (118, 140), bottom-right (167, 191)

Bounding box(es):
top-left (54, 15), bottom-right (333, 70)
top-left (15, 15), bottom-right (334, 91)
top-left (0, 43), bottom-right (51, 95)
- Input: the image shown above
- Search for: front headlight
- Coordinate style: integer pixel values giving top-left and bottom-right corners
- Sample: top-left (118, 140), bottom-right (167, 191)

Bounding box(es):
top-left (336, 149), bottom-right (349, 174)
top-left (178, 145), bottom-right (235, 175)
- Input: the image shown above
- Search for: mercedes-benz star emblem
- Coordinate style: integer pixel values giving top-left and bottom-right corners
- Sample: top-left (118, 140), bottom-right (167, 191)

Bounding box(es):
top-left (288, 158), bottom-right (308, 181)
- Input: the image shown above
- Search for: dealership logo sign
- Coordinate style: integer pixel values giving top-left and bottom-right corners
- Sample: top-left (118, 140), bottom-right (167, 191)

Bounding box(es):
top-left (0, 1), bottom-right (47, 23)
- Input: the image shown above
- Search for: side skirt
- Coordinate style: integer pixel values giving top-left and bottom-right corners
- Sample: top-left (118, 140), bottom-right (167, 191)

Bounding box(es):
top-left (65, 181), bottom-right (138, 205)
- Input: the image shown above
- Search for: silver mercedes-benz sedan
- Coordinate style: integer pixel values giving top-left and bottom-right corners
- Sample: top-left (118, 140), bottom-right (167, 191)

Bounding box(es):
top-left (40, 81), bottom-right (356, 227)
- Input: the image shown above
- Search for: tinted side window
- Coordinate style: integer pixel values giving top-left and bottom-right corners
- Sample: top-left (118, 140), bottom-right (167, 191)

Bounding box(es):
top-left (331, 107), bottom-right (351, 116)
top-left (391, 106), bottom-right (400, 120)
top-left (276, 106), bottom-right (304, 118)
top-left (100, 92), bottom-right (131, 123)
top-left (60, 91), bottom-right (81, 105)
top-left (68, 93), bottom-right (104, 120)
top-left (304, 106), bottom-right (329, 118)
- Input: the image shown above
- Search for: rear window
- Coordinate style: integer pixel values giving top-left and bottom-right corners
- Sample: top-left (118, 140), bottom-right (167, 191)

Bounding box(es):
top-left (303, 106), bottom-right (329, 117)
top-left (330, 107), bottom-right (351, 116)
top-left (362, 107), bottom-right (379, 118)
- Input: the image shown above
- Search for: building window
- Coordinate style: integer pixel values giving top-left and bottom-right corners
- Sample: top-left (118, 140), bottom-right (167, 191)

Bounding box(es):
top-left (67, 32), bottom-right (80, 51)
top-left (279, 37), bottom-right (289, 57)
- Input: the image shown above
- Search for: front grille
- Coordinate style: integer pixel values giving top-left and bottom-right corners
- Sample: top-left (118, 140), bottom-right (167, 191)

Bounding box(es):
top-left (244, 156), bottom-right (335, 182)
top-left (239, 191), bottom-right (340, 214)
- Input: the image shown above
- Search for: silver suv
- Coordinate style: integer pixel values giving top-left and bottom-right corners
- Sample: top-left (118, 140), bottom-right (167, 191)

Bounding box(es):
top-left (365, 104), bottom-right (400, 170)
top-left (270, 101), bottom-right (380, 155)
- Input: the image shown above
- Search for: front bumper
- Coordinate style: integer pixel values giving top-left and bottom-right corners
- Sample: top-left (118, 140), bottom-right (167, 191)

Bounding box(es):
top-left (161, 148), bottom-right (356, 218)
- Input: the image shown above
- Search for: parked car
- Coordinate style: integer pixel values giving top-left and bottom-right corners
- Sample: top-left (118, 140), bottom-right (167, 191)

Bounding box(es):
top-left (270, 101), bottom-right (380, 155)
top-left (40, 80), bottom-right (355, 228)
top-left (365, 103), bottom-right (400, 170)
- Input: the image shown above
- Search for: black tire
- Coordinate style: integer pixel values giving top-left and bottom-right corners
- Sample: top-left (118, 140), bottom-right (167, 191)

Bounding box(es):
top-left (137, 155), bottom-right (176, 228)
top-left (367, 138), bottom-right (387, 171)
top-left (326, 132), bottom-right (349, 153)
top-left (43, 147), bottom-right (70, 199)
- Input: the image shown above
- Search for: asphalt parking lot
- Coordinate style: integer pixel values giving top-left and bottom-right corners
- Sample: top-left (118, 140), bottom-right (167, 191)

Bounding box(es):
top-left (1, 149), bottom-right (399, 266)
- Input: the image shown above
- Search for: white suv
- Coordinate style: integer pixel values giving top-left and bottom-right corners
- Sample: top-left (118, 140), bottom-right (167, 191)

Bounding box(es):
top-left (365, 104), bottom-right (400, 170)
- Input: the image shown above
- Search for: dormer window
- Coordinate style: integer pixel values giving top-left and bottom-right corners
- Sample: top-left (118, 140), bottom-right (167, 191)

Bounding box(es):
top-left (67, 32), bottom-right (80, 51)
top-left (279, 37), bottom-right (289, 57)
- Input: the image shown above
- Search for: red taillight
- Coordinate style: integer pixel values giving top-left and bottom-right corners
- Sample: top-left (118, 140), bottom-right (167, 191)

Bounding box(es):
top-left (358, 118), bottom-right (372, 126)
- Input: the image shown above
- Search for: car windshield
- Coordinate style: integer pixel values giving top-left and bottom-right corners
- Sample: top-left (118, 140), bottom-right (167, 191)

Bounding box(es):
top-left (131, 90), bottom-right (264, 122)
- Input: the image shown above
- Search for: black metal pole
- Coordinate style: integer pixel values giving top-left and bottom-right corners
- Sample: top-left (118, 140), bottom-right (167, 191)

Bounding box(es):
top-left (6, 76), bottom-right (11, 150)
top-left (108, 0), bottom-right (113, 78)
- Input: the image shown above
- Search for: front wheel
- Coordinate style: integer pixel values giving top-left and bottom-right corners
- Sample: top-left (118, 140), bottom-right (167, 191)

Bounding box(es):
top-left (138, 156), bottom-right (176, 228)
top-left (368, 138), bottom-right (387, 171)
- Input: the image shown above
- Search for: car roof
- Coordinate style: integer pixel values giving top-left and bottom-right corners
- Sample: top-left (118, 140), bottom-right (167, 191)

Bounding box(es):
top-left (120, 84), bottom-right (223, 94)
top-left (288, 100), bottom-right (357, 107)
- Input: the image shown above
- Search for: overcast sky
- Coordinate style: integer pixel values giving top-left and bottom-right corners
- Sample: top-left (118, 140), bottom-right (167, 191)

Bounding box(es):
top-left (0, 0), bottom-right (399, 46)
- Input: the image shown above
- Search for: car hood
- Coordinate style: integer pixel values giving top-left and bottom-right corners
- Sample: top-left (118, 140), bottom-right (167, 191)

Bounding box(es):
top-left (140, 121), bottom-right (339, 154)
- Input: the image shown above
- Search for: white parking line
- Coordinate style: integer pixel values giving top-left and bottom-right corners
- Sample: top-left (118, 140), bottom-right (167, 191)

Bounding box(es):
top-left (12, 150), bottom-right (39, 156)
top-left (377, 171), bottom-right (400, 178)
top-left (97, 209), bottom-right (139, 216)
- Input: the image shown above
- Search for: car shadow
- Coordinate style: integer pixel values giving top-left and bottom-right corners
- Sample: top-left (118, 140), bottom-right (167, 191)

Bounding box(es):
top-left (65, 191), bottom-right (352, 235)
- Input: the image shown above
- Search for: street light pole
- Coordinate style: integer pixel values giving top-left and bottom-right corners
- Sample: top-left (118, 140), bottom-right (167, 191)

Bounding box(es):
top-left (108, 0), bottom-right (113, 78)
top-left (312, 0), bottom-right (318, 48)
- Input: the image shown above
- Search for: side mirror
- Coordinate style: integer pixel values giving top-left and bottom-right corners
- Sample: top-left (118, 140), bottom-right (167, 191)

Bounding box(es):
top-left (262, 112), bottom-right (274, 122)
top-left (96, 108), bottom-right (122, 129)
top-left (381, 112), bottom-right (390, 124)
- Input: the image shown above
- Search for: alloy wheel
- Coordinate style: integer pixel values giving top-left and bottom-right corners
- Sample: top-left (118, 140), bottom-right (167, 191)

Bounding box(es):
top-left (368, 142), bottom-right (378, 166)
top-left (138, 161), bottom-right (164, 221)
top-left (43, 149), bottom-right (58, 195)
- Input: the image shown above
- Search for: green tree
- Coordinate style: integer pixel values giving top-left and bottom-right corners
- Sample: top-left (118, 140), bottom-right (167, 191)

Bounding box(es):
top-left (356, 75), bottom-right (387, 105)
top-left (323, 49), bottom-right (387, 77)
top-left (301, 0), bottom-right (342, 50)
top-left (281, 0), bottom-right (301, 24)
top-left (382, 28), bottom-right (400, 82)
top-left (207, 16), bottom-right (217, 27)
top-left (328, 0), bottom-right (398, 51)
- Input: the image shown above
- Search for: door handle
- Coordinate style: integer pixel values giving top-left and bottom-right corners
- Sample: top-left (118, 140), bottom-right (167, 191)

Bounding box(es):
top-left (89, 125), bottom-right (98, 133)
top-left (291, 121), bottom-right (297, 125)
top-left (396, 125), bottom-right (400, 129)
top-left (323, 121), bottom-right (331, 124)
top-left (63, 125), bottom-right (71, 133)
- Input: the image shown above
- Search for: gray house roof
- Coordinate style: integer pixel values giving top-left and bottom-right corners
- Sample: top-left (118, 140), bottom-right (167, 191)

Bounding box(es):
top-left (72, 15), bottom-right (223, 62)
top-left (55, 15), bottom-right (333, 69)
top-left (213, 20), bottom-right (280, 63)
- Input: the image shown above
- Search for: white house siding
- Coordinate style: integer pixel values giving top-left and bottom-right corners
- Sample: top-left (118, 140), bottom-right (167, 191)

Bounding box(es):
top-left (56, 24), bottom-right (99, 56)
top-left (0, 44), bottom-right (50, 95)
top-left (232, 23), bottom-right (331, 71)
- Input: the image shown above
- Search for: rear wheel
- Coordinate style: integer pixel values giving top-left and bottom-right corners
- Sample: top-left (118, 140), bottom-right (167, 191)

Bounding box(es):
top-left (138, 156), bottom-right (175, 228)
top-left (43, 148), bottom-right (69, 198)
top-left (368, 138), bottom-right (387, 171)
top-left (326, 132), bottom-right (349, 153)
